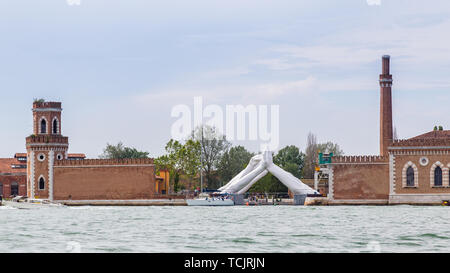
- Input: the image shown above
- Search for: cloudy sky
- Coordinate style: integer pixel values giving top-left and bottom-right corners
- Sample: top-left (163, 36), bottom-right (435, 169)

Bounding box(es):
top-left (1, 0), bottom-right (449, 158)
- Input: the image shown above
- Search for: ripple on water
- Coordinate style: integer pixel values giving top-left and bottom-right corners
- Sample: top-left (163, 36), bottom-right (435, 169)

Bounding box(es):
top-left (2, 206), bottom-right (450, 252)
top-left (232, 237), bottom-right (256, 244)
top-left (419, 233), bottom-right (450, 240)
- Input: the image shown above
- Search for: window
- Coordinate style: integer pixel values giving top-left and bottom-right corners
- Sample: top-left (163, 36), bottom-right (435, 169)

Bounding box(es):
top-left (434, 167), bottom-right (443, 187)
top-left (40, 119), bottom-right (47, 134)
top-left (0, 182), bottom-right (3, 196)
top-left (39, 177), bottom-right (45, 190)
top-left (406, 166), bottom-right (415, 187)
top-left (38, 153), bottom-right (46, 162)
top-left (52, 118), bottom-right (58, 134)
top-left (402, 162), bottom-right (418, 188)
top-left (11, 182), bottom-right (19, 196)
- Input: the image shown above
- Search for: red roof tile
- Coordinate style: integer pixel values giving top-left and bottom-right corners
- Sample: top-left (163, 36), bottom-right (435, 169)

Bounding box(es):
top-left (0, 158), bottom-right (27, 174)
top-left (410, 130), bottom-right (450, 140)
top-left (68, 153), bottom-right (86, 157)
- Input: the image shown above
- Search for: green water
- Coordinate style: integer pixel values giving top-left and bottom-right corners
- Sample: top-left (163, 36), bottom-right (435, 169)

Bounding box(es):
top-left (1, 205), bottom-right (449, 252)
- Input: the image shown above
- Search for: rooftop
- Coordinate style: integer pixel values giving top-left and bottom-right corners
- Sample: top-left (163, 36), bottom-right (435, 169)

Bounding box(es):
top-left (409, 130), bottom-right (450, 140)
top-left (0, 158), bottom-right (27, 174)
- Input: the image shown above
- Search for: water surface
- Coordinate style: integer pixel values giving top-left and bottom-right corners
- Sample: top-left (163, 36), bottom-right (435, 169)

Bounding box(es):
top-left (1, 205), bottom-right (449, 252)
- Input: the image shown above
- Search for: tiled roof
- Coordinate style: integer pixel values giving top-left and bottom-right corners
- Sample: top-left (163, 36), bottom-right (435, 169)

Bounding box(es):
top-left (13, 153), bottom-right (86, 159)
top-left (14, 153), bottom-right (27, 158)
top-left (68, 153), bottom-right (86, 158)
top-left (0, 158), bottom-right (27, 174)
top-left (410, 130), bottom-right (450, 140)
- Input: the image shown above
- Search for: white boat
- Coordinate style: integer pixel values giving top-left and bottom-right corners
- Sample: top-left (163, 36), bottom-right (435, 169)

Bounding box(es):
top-left (3, 196), bottom-right (65, 209)
top-left (187, 194), bottom-right (234, 206)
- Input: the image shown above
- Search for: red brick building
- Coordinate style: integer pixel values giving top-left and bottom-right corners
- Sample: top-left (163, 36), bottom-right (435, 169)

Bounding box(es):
top-left (1, 101), bottom-right (159, 201)
top-left (327, 56), bottom-right (450, 205)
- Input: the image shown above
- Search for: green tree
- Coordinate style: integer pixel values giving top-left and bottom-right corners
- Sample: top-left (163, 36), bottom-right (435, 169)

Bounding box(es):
top-left (248, 146), bottom-right (305, 194)
top-left (217, 146), bottom-right (254, 186)
top-left (191, 125), bottom-right (231, 189)
top-left (155, 138), bottom-right (202, 193)
top-left (248, 173), bottom-right (288, 193)
top-left (273, 145), bottom-right (305, 179)
top-left (178, 139), bottom-right (201, 180)
top-left (100, 142), bottom-right (149, 159)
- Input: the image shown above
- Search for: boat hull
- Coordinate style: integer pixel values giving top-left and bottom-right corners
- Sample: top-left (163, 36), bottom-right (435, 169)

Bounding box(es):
top-left (3, 201), bottom-right (64, 209)
top-left (186, 199), bottom-right (234, 206)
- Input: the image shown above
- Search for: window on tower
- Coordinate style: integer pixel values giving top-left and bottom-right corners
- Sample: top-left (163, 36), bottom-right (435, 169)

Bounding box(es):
top-left (39, 177), bottom-right (45, 190)
top-left (53, 118), bottom-right (58, 134)
top-left (41, 119), bottom-right (47, 134)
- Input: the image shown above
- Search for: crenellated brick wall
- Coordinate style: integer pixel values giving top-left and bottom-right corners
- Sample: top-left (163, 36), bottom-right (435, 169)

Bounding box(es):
top-left (333, 155), bottom-right (388, 164)
top-left (331, 163), bottom-right (390, 200)
top-left (54, 158), bottom-right (154, 166)
top-left (26, 135), bottom-right (69, 145)
top-left (53, 158), bottom-right (156, 200)
top-left (330, 155), bottom-right (390, 201)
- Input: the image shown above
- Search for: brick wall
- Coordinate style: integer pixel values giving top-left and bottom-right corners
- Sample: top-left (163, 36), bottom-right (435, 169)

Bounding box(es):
top-left (331, 156), bottom-right (390, 200)
top-left (53, 158), bottom-right (156, 200)
top-left (393, 153), bottom-right (450, 194)
top-left (0, 174), bottom-right (27, 197)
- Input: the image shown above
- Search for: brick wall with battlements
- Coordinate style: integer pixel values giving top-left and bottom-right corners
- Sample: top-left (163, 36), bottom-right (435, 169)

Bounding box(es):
top-left (53, 158), bottom-right (156, 200)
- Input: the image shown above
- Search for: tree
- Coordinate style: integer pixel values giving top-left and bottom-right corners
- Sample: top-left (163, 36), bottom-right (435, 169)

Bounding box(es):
top-left (273, 145), bottom-right (305, 179)
top-left (316, 142), bottom-right (344, 156)
top-left (303, 133), bottom-right (344, 179)
top-left (178, 139), bottom-right (201, 180)
top-left (155, 138), bottom-right (201, 192)
top-left (248, 146), bottom-right (305, 194)
top-left (303, 132), bottom-right (318, 179)
top-left (100, 142), bottom-right (149, 159)
top-left (191, 125), bottom-right (231, 189)
top-left (217, 146), bottom-right (254, 186)
top-left (248, 173), bottom-right (287, 194)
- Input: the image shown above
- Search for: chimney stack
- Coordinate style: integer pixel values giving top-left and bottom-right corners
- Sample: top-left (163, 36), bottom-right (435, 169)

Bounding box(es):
top-left (379, 55), bottom-right (393, 156)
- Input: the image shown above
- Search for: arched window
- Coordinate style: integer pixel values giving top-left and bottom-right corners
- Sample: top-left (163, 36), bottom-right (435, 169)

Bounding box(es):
top-left (402, 161), bottom-right (418, 188)
top-left (11, 182), bottom-right (19, 196)
top-left (40, 119), bottom-right (47, 134)
top-left (406, 166), bottom-right (415, 187)
top-left (39, 177), bottom-right (45, 190)
top-left (434, 167), bottom-right (443, 187)
top-left (52, 118), bottom-right (58, 134)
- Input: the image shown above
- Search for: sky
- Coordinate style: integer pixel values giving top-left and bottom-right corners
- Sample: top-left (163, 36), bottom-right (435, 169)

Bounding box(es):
top-left (0, 0), bottom-right (450, 158)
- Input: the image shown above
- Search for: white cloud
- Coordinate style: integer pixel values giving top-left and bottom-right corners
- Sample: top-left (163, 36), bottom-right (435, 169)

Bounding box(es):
top-left (366, 0), bottom-right (381, 6)
top-left (133, 76), bottom-right (318, 107)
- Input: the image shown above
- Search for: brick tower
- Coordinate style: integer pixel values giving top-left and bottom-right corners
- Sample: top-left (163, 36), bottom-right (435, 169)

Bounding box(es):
top-left (379, 55), bottom-right (393, 156)
top-left (26, 101), bottom-right (69, 200)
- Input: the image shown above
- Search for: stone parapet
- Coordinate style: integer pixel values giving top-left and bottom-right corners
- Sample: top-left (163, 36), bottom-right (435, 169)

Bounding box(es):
top-left (332, 155), bottom-right (388, 164)
top-left (54, 158), bottom-right (154, 166)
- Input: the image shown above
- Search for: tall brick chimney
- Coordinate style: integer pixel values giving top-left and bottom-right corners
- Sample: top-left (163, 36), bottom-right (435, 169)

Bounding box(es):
top-left (379, 55), bottom-right (393, 156)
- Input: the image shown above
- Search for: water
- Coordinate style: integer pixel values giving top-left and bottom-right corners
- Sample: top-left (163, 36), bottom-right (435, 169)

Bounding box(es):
top-left (1, 205), bottom-right (450, 253)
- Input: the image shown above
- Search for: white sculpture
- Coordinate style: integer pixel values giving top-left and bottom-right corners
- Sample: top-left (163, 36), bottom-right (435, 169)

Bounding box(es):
top-left (218, 151), bottom-right (319, 195)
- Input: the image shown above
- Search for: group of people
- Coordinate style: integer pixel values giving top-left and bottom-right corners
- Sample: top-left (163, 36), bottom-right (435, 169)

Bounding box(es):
top-left (205, 195), bottom-right (230, 201)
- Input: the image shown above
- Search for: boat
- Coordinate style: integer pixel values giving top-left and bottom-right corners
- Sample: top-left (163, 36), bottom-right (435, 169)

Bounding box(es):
top-left (2, 196), bottom-right (65, 209)
top-left (186, 194), bottom-right (234, 206)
